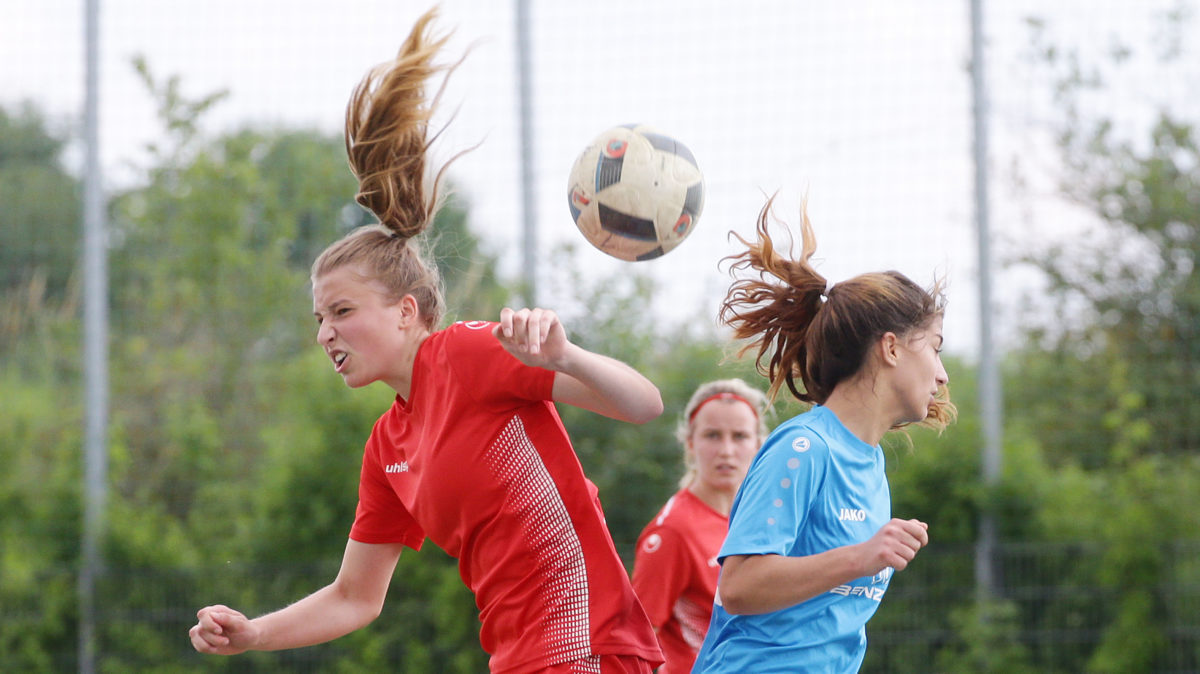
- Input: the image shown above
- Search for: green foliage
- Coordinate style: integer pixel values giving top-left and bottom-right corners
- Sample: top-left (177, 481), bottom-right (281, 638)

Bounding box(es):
top-left (0, 102), bottom-right (80, 298)
top-left (1004, 10), bottom-right (1200, 670)
top-left (248, 350), bottom-right (390, 565)
top-left (0, 370), bottom-right (81, 673)
top-left (934, 599), bottom-right (1036, 674)
top-left (1017, 17), bottom-right (1200, 461)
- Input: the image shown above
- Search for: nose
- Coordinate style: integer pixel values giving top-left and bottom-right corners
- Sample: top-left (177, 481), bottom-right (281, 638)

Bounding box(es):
top-left (317, 320), bottom-right (334, 346)
top-left (936, 359), bottom-right (949, 386)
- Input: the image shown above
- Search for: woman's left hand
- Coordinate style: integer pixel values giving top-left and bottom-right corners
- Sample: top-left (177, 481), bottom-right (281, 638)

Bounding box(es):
top-left (493, 307), bottom-right (569, 370)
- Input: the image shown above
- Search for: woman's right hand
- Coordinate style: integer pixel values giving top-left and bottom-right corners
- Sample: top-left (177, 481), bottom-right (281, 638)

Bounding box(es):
top-left (858, 518), bottom-right (928, 575)
top-left (189, 604), bottom-right (259, 655)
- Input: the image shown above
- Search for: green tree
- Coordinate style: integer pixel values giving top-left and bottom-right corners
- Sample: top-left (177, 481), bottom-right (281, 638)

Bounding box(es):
top-left (999, 9), bottom-right (1200, 670)
top-left (1014, 14), bottom-right (1200, 465)
top-left (0, 102), bottom-right (81, 299)
top-left (0, 101), bottom-right (87, 672)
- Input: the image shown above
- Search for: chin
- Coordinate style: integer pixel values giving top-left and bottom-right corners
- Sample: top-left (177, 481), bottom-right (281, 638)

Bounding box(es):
top-left (713, 477), bottom-right (741, 493)
top-left (340, 373), bottom-right (370, 389)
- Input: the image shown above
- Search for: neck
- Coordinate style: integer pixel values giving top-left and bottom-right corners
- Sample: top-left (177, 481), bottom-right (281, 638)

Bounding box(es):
top-left (387, 327), bottom-right (431, 399)
top-left (688, 482), bottom-right (736, 517)
top-left (821, 378), bottom-right (893, 447)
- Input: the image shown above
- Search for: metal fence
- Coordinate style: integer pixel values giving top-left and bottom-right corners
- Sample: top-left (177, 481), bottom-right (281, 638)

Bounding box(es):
top-left (5, 541), bottom-right (1197, 672)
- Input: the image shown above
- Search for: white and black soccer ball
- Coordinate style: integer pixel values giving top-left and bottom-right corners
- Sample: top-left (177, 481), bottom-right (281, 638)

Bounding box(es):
top-left (567, 124), bottom-right (704, 262)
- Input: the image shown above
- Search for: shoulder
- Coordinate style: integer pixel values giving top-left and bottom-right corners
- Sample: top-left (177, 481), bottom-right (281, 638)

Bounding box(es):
top-left (639, 491), bottom-right (691, 534)
top-left (757, 409), bottom-right (835, 467)
top-left (643, 490), bottom-right (723, 543)
top-left (424, 321), bottom-right (507, 369)
top-left (648, 489), bottom-right (712, 526)
top-left (636, 496), bottom-right (692, 558)
top-left (433, 320), bottom-right (555, 403)
top-left (437, 320), bottom-right (498, 350)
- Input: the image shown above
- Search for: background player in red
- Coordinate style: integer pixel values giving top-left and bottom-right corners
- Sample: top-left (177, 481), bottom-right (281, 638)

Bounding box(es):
top-left (630, 379), bottom-right (768, 673)
top-left (188, 8), bottom-right (664, 673)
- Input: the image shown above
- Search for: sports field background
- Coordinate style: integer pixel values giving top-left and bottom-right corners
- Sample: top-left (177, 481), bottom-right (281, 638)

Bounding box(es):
top-left (2, 1), bottom-right (1198, 671)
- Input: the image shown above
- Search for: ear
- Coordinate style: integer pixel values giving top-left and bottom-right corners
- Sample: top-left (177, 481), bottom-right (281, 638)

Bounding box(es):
top-left (879, 331), bottom-right (901, 368)
top-left (397, 294), bottom-right (421, 329)
top-left (683, 437), bottom-right (697, 470)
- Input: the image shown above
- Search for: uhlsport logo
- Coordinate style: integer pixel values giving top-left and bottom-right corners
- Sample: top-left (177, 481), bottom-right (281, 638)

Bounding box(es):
top-left (641, 533), bottom-right (662, 554)
top-left (385, 461), bottom-right (409, 474)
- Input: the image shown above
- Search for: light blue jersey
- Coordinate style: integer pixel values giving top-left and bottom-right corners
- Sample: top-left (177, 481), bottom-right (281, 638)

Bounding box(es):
top-left (692, 405), bottom-right (894, 673)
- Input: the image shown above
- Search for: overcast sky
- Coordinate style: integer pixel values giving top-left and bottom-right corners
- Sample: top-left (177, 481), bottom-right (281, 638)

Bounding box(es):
top-left (3, 0), bottom-right (1194, 358)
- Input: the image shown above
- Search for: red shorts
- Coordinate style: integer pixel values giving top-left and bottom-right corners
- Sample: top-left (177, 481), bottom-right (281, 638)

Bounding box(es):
top-left (532, 654), bottom-right (657, 674)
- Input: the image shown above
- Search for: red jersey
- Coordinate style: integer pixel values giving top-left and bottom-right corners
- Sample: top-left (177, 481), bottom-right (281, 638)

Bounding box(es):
top-left (349, 321), bottom-right (662, 673)
top-left (631, 489), bottom-right (727, 674)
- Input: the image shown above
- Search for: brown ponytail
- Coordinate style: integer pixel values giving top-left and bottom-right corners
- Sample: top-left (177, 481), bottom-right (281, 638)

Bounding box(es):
top-left (313, 7), bottom-right (469, 330)
top-left (344, 6), bottom-right (459, 239)
top-left (720, 194), bottom-right (827, 404)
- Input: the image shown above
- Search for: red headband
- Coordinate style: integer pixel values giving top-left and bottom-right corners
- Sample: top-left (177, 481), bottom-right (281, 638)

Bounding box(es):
top-left (688, 392), bottom-right (758, 422)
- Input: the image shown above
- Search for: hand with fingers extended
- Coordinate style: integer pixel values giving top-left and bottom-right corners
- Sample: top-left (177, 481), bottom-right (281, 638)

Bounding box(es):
top-left (189, 605), bottom-right (260, 655)
top-left (857, 518), bottom-right (929, 576)
top-left (492, 307), bottom-right (572, 371)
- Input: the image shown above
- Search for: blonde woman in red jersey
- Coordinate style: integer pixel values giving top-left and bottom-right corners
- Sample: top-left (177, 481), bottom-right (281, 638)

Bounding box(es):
top-left (188, 8), bottom-right (664, 673)
top-left (631, 380), bottom-right (768, 673)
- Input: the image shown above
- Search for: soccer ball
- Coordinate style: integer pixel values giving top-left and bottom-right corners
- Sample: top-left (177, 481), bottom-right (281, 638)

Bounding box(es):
top-left (567, 124), bottom-right (704, 261)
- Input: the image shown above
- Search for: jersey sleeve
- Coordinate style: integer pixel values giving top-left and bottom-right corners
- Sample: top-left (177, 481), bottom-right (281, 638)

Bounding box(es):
top-left (444, 321), bottom-right (555, 405)
top-left (631, 515), bottom-right (694, 628)
top-left (718, 425), bottom-right (830, 560)
top-left (348, 436), bottom-right (425, 549)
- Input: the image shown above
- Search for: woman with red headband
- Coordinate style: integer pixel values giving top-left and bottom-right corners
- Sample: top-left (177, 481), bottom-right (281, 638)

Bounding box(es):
top-left (631, 379), bottom-right (768, 673)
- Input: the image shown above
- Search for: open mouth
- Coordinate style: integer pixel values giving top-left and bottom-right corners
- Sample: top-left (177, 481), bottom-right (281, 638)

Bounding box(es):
top-left (333, 351), bottom-right (348, 371)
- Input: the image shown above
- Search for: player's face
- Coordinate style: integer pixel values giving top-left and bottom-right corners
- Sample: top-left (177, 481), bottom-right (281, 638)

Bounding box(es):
top-left (688, 400), bottom-right (760, 496)
top-left (312, 266), bottom-right (409, 390)
top-left (894, 315), bottom-right (949, 424)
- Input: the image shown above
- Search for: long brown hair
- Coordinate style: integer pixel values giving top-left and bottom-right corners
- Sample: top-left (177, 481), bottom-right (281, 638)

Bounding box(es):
top-left (719, 195), bottom-right (956, 432)
top-left (312, 6), bottom-right (467, 330)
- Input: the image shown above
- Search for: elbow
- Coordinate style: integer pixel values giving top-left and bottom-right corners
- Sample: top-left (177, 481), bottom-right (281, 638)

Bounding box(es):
top-left (628, 389), bottom-right (664, 424)
top-left (634, 399), bottom-right (664, 424)
top-left (361, 592), bottom-right (388, 625)
top-left (349, 597), bottom-right (385, 632)
top-left (717, 584), bottom-right (754, 616)
top-left (715, 565), bottom-right (774, 615)
top-left (715, 576), bottom-right (758, 616)
top-left (333, 582), bottom-right (386, 631)
top-left (366, 601), bottom-right (385, 625)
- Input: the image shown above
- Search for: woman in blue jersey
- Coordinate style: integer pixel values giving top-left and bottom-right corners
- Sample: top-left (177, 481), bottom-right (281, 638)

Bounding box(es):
top-left (692, 195), bottom-right (956, 673)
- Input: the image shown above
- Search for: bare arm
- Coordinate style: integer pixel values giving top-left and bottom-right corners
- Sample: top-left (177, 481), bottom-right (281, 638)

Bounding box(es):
top-left (493, 307), bottom-right (663, 423)
top-left (190, 540), bottom-right (404, 654)
top-left (718, 518), bottom-right (928, 615)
